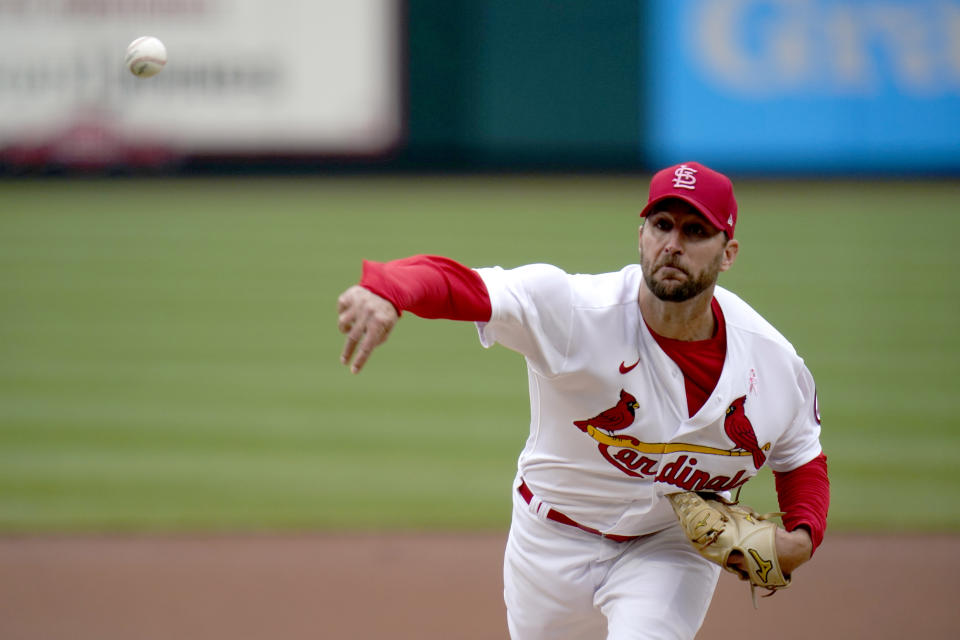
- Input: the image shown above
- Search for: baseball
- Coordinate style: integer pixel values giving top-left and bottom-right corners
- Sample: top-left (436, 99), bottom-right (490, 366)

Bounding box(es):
top-left (125, 36), bottom-right (167, 78)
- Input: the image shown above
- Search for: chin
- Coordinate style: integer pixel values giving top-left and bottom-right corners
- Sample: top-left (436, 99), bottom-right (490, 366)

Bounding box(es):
top-left (655, 292), bottom-right (695, 303)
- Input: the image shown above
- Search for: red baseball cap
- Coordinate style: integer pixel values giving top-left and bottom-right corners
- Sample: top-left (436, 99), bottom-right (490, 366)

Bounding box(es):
top-left (639, 161), bottom-right (738, 238)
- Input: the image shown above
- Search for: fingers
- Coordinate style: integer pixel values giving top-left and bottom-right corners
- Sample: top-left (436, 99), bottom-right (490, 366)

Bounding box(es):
top-left (724, 550), bottom-right (751, 581)
top-left (337, 286), bottom-right (362, 334)
top-left (340, 333), bottom-right (360, 369)
top-left (349, 321), bottom-right (391, 374)
top-left (337, 290), bottom-right (360, 368)
top-left (340, 310), bottom-right (376, 372)
top-left (336, 286), bottom-right (398, 374)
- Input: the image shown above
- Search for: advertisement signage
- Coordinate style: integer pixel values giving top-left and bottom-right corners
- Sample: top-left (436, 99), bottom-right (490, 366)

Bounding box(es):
top-left (645, 0), bottom-right (960, 172)
top-left (0, 1), bottom-right (401, 167)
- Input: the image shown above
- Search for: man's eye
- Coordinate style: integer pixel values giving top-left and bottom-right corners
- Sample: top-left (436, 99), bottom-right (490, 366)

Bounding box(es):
top-left (655, 220), bottom-right (672, 230)
top-left (686, 225), bottom-right (707, 237)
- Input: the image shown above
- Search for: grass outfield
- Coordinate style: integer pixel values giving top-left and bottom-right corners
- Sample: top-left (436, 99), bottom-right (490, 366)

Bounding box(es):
top-left (1, 175), bottom-right (958, 533)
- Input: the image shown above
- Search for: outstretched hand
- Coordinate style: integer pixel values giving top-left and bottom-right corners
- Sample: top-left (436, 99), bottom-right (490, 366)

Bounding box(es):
top-left (337, 285), bottom-right (399, 374)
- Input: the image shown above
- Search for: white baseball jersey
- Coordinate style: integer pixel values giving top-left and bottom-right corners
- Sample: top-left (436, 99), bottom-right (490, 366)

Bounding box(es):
top-left (475, 263), bottom-right (823, 537)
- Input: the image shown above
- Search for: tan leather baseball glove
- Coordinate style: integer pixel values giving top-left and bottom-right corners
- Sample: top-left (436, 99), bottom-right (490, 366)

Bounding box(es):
top-left (666, 491), bottom-right (790, 607)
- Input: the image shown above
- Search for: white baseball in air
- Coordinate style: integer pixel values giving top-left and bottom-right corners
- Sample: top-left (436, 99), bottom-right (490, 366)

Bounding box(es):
top-left (125, 36), bottom-right (167, 78)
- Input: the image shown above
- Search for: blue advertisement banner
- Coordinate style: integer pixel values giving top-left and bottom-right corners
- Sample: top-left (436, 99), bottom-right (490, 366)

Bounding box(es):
top-left (645, 0), bottom-right (960, 172)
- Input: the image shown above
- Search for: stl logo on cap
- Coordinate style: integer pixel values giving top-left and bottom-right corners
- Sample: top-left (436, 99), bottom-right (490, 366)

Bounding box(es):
top-left (672, 164), bottom-right (698, 190)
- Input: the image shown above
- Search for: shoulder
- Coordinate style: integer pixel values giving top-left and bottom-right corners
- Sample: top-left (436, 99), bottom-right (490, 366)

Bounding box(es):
top-left (715, 286), bottom-right (799, 357)
top-left (568, 264), bottom-right (643, 309)
top-left (477, 263), bottom-right (642, 308)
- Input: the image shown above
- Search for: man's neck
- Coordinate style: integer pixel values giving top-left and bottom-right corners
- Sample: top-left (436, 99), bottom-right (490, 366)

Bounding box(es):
top-left (638, 283), bottom-right (716, 341)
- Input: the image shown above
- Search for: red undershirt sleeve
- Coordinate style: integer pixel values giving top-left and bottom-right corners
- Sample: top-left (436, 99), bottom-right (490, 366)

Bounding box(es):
top-left (359, 255), bottom-right (492, 322)
top-left (773, 453), bottom-right (830, 555)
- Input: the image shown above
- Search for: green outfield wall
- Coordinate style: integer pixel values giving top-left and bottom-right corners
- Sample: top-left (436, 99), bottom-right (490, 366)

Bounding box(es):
top-left (404, 0), bottom-right (642, 169)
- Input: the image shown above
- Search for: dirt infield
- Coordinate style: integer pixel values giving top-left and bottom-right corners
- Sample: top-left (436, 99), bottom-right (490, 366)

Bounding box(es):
top-left (0, 532), bottom-right (955, 639)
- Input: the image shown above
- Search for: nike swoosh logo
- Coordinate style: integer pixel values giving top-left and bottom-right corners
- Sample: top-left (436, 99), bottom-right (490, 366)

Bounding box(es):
top-left (619, 358), bottom-right (640, 374)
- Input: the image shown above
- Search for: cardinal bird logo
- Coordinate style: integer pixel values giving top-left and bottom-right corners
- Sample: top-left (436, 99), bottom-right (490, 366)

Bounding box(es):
top-left (573, 389), bottom-right (640, 435)
top-left (723, 396), bottom-right (766, 469)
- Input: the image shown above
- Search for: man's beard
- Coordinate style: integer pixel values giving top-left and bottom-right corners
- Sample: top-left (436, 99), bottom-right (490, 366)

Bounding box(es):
top-left (641, 249), bottom-right (724, 302)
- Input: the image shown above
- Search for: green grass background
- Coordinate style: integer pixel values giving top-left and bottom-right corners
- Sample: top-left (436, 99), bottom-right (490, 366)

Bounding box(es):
top-left (1, 175), bottom-right (958, 533)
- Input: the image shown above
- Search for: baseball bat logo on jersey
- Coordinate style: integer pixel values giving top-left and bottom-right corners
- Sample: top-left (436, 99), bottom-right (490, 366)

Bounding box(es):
top-left (572, 393), bottom-right (770, 491)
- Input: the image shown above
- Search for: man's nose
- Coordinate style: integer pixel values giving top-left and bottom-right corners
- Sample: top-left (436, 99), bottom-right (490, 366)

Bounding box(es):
top-left (662, 229), bottom-right (683, 254)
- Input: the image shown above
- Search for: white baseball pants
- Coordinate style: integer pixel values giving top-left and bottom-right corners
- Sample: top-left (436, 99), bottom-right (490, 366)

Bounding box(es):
top-left (503, 482), bottom-right (721, 640)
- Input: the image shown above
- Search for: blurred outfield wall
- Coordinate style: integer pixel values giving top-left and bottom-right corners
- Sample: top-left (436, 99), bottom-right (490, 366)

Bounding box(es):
top-left (0, 0), bottom-right (957, 174)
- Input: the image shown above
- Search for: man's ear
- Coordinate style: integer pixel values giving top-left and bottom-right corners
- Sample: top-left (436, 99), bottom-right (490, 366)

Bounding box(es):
top-left (719, 238), bottom-right (739, 272)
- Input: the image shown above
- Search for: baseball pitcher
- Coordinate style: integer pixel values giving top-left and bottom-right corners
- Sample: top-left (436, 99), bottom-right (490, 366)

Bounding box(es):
top-left (336, 162), bottom-right (830, 639)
